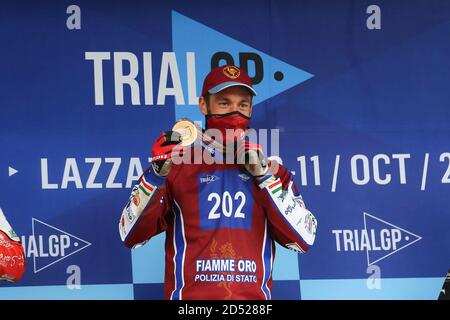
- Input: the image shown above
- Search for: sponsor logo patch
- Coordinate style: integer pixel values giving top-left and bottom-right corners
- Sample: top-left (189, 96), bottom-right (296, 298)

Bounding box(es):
top-left (200, 174), bottom-right (220, 184)
top-left (286, 242), bottom-right (305, 253)
top-left (223, 66), bottom-right (240, 79)
top-left (238, 173), bottom-right (250, 182)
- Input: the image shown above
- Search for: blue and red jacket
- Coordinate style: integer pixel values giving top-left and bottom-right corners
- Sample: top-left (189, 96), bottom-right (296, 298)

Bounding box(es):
top-left (119, 146), bottom-right (317, 300)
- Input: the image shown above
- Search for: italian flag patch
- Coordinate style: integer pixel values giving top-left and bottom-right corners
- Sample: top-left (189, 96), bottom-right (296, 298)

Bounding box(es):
top-left (268, 179), bottom-right (282, 195)
top-left (139, 176), bottom-right (155, 196)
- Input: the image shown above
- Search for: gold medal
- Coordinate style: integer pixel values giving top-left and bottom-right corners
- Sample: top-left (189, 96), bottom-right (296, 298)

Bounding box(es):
top-left (172, 119), bottom-right (199, 146)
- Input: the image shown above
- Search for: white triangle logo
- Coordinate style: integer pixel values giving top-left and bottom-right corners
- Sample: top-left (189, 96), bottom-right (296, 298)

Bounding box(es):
top-left (363, 212), bottom-right (422, 266)
top-left (172, 11), bottom-right (314, 122)
top-left (30, 218), bottom-right (92, 273)
top-left (8, 166), bottom-right (18, 177)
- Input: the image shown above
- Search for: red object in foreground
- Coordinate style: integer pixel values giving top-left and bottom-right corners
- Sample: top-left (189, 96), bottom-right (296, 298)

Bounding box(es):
top-left (0, 229), bottom-right (26, 282)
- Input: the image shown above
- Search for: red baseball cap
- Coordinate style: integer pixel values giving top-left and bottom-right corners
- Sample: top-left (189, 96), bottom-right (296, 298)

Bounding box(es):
top-left (201, 65), bottom-right (257, 97)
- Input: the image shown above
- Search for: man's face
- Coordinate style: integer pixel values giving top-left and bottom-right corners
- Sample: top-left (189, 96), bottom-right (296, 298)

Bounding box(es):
top-left (199, 86), bottom-right (253, 117)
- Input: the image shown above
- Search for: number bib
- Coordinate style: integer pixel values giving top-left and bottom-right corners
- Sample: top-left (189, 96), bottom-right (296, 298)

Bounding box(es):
top-left (198, 170), bottom-right (254, 230)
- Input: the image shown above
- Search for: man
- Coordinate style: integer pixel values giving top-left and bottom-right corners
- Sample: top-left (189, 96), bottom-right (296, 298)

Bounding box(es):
top-left (119, 65), bottom-right (317, 300)
top-left (0, 208), bottom-right (25, 282)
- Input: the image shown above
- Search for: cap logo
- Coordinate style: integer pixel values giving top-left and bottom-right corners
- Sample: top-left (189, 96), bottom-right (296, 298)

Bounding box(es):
top-left (222, 66), bottom-right (240, 79)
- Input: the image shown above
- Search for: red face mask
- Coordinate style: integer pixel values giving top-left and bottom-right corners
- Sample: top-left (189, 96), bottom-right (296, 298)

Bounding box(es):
top-left (205, 111), bottom-right (250, 144)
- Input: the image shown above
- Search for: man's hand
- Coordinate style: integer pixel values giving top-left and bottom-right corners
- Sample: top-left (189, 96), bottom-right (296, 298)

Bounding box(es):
top-left (151, 131), bottom-right (184, 177)
top-left (235, 141), bottom-right (268, 179)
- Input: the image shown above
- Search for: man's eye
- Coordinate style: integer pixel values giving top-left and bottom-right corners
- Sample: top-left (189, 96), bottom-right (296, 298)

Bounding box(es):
top-left (219, 102), bottom-right (228, 106)
top-left (240, 104), bottom-right (249, 108)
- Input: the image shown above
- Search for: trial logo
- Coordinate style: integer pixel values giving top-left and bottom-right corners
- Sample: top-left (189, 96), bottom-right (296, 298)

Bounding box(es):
top-left (21, 218), bottom-right (91, 273)
top-left (85, 10), bottom-right (313, 114)
top-left (332, 212), bottom-right (422, 266)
